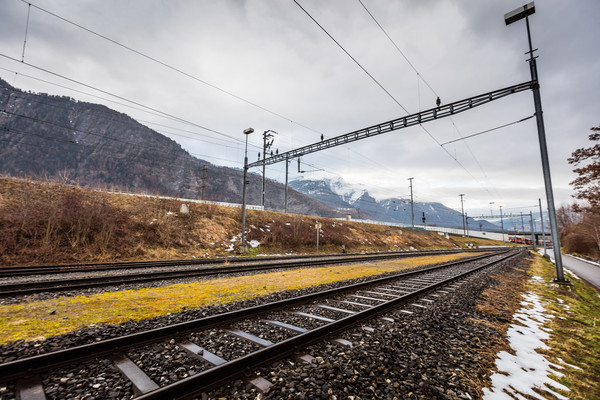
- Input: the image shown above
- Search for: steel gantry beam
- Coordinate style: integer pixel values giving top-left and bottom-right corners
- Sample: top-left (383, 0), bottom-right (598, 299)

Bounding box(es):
top-left (247, 80), bottom-right (534, 169)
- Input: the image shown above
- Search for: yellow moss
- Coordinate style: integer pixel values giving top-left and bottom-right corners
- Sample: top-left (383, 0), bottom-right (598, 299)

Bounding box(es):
top-left (0, 253), bottom-right (479, 344)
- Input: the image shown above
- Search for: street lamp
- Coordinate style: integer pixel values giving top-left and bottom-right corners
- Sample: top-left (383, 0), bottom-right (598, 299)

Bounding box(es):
top-left (489, 201), bottom-right (494, 217)
top-left (240, 127), bottom-right (254, 254)
top-left (504, 2), bottom-right (567, 282)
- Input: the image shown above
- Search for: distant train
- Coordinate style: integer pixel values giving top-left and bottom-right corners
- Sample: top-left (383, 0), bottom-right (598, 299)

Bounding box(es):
top-left (509, 236), bottom-right (552, 246)
top-left (509, 236), bottom-right (533, 245)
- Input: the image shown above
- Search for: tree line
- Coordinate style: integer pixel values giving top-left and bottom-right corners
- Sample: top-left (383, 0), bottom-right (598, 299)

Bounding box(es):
top-left (559, 126), bottom-right (600, 259)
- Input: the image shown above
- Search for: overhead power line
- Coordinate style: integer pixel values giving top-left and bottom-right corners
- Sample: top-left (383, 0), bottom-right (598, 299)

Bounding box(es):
top-left (0, 68), bottom-right (257, 153)
top-left (440, 115), bottom-right (534, 146)
top-left (356, 0), bottom-right (504, 197)
top-left (19, 0), bottom-right (328, 140)
top-left (357, 0), bottom-right (438, 98)
top-left (293, 0), bottom-right (410, 114)
top-left (0, 53), bottom-right (244, 145)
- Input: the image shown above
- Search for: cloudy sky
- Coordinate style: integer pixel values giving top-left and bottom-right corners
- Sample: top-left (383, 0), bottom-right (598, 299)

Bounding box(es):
top-left (1, 0), bottom-right (598, 217)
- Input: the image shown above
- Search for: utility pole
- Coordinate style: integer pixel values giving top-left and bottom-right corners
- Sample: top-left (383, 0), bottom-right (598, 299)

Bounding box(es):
top-left (315, 222), bottom-right (321, 252)
top-left (465, 213), bottom-right (471, 247)
top-left (240, 128), bottom-right (254, 254)
top-left (408, 178), bottom-right (414, 228)
top-left (538, 198), bottom-right (547, 255)
top-left (520, 212), bottom-right (525, 234)
top-left (459, 194), bottom-right (466, 236)
top-left (530, 211), bottom-right (536, 251)
top-left (505, 2), bottom-right (566, 282)
top-left (200, 165), bottom-right (207, 201)
top-left (284, 157), bottom-right (290, 214)
top-left (261, 130), bottom-right (276, 208)
top-left (499, 205), bottom-right (505, 245)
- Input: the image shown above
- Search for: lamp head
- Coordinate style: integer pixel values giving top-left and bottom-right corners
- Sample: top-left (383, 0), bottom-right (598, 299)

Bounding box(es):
top-left (243, 128), bottom-right (254, 135)
top-left (504, 2), bottom-right (535, 26)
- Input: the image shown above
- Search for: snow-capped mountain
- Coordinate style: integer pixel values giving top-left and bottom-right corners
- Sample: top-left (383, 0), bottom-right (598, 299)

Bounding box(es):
top-left (327, 178), bottom-right (368, 205)
top-left (289, 177), bottom-right (501, 231)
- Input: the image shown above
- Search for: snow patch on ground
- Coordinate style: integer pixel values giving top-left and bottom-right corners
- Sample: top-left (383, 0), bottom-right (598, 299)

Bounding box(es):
top-left (248, 240), bottom-right (260, 248)
top-left (483, 291), bottom-right (570, 400)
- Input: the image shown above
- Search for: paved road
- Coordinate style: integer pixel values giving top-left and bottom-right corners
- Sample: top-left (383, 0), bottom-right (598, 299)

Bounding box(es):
top-left (560, 254), bottom-right (600, 290)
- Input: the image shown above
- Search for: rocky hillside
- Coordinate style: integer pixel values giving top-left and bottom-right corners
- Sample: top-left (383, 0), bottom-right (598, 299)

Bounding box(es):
top-left (0, 77), bottom-right (337, 217)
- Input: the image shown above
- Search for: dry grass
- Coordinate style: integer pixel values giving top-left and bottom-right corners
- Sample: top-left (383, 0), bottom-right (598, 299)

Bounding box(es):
top-left (0, 253), bottom-right (476, 344)
top-left (527, 255), bottom-right (600, 399)
top-left (0, 176), bottom-right (504, 266)
top-left (473, 252), bottom-right (600, 399)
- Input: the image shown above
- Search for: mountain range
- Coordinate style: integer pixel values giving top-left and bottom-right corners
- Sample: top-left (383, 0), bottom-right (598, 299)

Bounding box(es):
top-left (0, 76), bottom-right (507, 231)
top-left (290, 178), bottom-right (501, 231)
top-left (0, 77), bottom-right (337, 217)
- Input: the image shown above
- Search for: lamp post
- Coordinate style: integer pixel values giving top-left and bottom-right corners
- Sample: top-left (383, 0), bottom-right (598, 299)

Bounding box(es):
top-left (240, 127), bottom-right (254, 253)
top-left (505, 2), bottom-right (566, 282)
top-left (489, 201), bottom-right (494, 217)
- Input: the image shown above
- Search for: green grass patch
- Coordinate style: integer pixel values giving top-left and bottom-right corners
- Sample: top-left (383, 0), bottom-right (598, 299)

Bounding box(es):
top-left (528, 254), bottom-right (600, 399)
top-left (0, 253), bottom-right (476, 344)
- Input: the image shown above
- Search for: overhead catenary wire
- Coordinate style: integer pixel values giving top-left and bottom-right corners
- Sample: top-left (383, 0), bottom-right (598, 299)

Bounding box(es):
top-left (3, 88), bottom-right (247, 150)
top-left (0, 53), bottom-right (245, 145)
top-left (296, 0), bottom-right (496, 198)
top-left (10, 1), bottom-right (461, 191)
top-left (356, 0), bottom-right (503, 198)
top-left (18, 0), bottom-right (329, 141)
top-left (357, 0), bottom-right (438, 99)
top-left (440, 115), bottom-right (535, 146)
top-left (293, 0), bottom-right (410, 115)
top-left (0, 68), bottom-right (258, 153)
top-left (5, 2), bottom-right (530, 211)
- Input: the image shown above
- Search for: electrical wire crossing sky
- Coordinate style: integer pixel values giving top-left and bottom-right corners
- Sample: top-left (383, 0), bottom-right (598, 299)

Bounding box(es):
top-left (0, 0), bottom-right (598, 215)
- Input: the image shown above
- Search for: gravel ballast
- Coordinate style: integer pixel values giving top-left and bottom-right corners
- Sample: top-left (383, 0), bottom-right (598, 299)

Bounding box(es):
top-left (0, 251), bottom-right (530, 399)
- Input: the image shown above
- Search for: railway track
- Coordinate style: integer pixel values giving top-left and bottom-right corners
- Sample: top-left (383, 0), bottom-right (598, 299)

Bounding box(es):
top-left (0, 249), bottom-right (520, 399)
top-left (0, 248), bottom-right (498, 298)
top-left (0, 248), bottom-right (491, 278)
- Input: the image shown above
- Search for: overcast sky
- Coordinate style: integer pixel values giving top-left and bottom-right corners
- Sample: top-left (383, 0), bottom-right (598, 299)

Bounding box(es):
top-left (1, 0), bottom-right (598, 217)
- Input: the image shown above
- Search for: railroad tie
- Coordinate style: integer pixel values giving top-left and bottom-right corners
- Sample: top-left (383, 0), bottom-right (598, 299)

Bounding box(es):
top-left (108, 353), bottom-right (160, 396)
top-left (176, 339), bottom-right (272, 393)
top-left (15, 375), bottom-right (45, 400)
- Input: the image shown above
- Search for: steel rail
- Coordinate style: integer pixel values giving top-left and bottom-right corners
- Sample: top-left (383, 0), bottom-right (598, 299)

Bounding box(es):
top-left (0, 249), bottom-right (500, 297)
top-left (0, 248), bottom-right (489, 277)
top-left (138, 249), bottom-right (521, 399)
top-left (0, 253), bottom-right (336, 277)
top-left (0, 250), bottom-right (509, 382)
